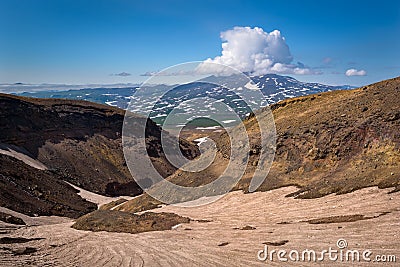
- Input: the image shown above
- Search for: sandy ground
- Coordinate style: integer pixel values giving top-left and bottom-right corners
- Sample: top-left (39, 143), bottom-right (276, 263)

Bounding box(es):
top-left (0, 186), bottom-right (398, 266)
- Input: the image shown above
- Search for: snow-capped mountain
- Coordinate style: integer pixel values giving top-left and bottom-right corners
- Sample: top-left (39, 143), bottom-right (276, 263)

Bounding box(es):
top-left (17, 87), bottom-right (138, 109)
top-left (250, 74), bottom-right (354, 102)
top-left (16, 74), bottom-right (354, 126)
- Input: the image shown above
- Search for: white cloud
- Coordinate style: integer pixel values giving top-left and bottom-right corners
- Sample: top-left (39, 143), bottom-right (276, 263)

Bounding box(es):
top-left (140, 71), bottom-right (158, 76)
top-left (111, 72), bottom-right (131, 77)
top-left (197, 26), bottom-right (317, 76)
top-left (345, 68), bottom-right (367, 76)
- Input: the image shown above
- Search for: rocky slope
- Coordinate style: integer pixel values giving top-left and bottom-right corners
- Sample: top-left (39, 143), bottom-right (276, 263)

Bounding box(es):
top-left (0, 94), bottom-right (199, 216)
top-left (250, 76), bottom-right (400, 197)
top-left (117, 76), bottom-right (400, 212)
top-left (0, 154), bottom-right (96, 218)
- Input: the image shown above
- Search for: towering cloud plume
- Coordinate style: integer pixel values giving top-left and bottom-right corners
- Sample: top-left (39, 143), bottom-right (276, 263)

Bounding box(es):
top-left (197, 26), bottom-right (316, 76)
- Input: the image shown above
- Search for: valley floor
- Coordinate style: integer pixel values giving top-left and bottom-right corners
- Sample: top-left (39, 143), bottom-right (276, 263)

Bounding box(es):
top-left (0, 186), bottom-right (399, 266)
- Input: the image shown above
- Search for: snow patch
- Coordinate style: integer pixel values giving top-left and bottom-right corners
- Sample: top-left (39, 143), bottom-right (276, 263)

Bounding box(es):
top-left (0, 145), bottom-right (47, 170)
top-left (194, 137), bottom-right (208, 146)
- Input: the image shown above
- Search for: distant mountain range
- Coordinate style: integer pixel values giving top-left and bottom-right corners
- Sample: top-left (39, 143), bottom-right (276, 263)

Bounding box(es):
top-left (16, 74), bottom-right (355, 126)
top-left (16, 87), bottom-right (138, 109)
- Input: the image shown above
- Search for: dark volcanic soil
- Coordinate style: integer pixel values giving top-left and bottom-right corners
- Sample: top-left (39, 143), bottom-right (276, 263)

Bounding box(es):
top-left (0, 211), bottom-right (26, 225)
top-left (72, 210), bottom-right (190, 234)
top-left (0, 94), bottom-right (199, 195)
top-left (0, 94), bottom-right (199, 216)
top-left (0, 154), bottom-right (97, 218)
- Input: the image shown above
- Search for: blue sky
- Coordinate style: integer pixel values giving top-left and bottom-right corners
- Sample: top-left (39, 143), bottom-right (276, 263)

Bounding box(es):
top-left (0, 0), bottom-right (399, 87)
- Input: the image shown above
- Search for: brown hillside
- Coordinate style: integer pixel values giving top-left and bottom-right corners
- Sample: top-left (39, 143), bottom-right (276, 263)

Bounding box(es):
top-left (117, 76), bottom-right (400, 212)
top-left (0, 154), bottom-right (96, 218)
top-left (0, 94), bottom-right (199, 216)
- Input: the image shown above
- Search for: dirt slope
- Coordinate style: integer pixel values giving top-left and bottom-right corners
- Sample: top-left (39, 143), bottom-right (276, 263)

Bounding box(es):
top-left (118, 76), bottom-right (400, 212)
top-left (0, 154), bottom-right (96, 218)
top-left (0, 94), bottom-right (199, 216)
